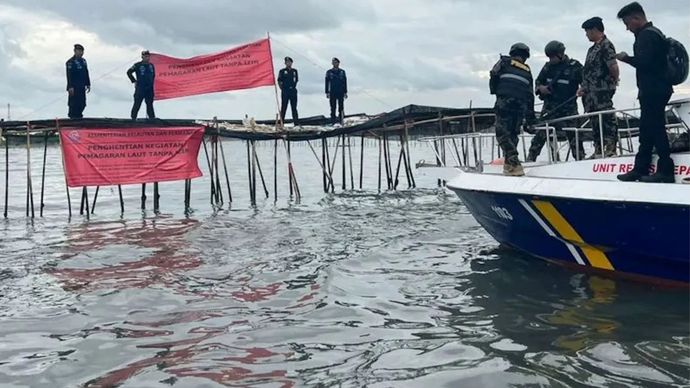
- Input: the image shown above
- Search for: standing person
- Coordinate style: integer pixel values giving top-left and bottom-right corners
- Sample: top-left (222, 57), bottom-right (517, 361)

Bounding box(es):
top-left (325, 58), bottom-right (347, 125)
top-left (489, 43), bottom-right (536, 176)
top-left (65, 44), bottom-right (91, 119)
top-left (527, 41), bottom-right (584, 162)
top-left (615, 2), bottom-right (675, 183)
top-left (277, 56), bottom-right (299, 127)
top-left (127, 50), bottom-right (156, 120)
top-left (578, 16), bottom-right (620, 158)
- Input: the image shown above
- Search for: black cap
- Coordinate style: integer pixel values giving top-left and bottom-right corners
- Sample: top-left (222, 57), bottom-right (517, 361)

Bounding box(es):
top-left (74, 44), bottom-right (84, 50)
top-left (582, 16), bottom-right (605, 32)
top-left (284, 56), bottom-right (293, 62)
top-left (332, 57), bottom-right (340, 63)
top-left (141, 50), bottom-right (150, 55)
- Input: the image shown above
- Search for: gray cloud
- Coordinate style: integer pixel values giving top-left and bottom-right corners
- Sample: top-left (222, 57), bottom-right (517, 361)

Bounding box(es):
top-left (1, 0), bottom-right (688, 120)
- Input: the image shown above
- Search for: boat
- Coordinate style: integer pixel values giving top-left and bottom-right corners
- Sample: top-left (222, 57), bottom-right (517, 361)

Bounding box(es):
top-left (421, 99), bottom-right (690, 285)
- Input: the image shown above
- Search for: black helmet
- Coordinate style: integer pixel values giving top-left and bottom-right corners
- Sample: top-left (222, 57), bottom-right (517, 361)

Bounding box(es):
top-left (509, 43), bottom-right (530, 59)
top-left (544, 40), bottom-right (566, 57)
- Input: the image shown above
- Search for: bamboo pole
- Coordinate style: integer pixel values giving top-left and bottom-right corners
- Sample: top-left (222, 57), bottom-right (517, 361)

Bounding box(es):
top-left (91, 186), bottom-right (100, 214)
top-left (307, 140), bottom-right (334, 191)
top-left (341, 134), bottom-right (346, 190)
top-left (348, 135), bottom-right (354, 190)
top-left (55, 120), bottom-right (71, 218)
top-left (273, 139), bottom-right (278, 202)
top-left (202, 137), bottom-right (216, 206)
top-left (25, 122), bottom-right (34, 219)
top-left (39, 130), bottom-right (49, 217)
top-left (377, 136), bottom-right (382, 192)
top-left (321, 138), bottom-right (327, 193)
top-left (153, 182), bottom-right (159, 212)
top-left (359, 136), bottom-right (364, 190)
top-left (216, 120), bottom-right (232, 204)
top-left (2, 119), bottom-right (7, 218)
top-left (140, 183), bottom-right (146, 210)
top-left (287, 139), bottom-right (293, 197)
top-left (252, 140), bottom-right (269, 198)
top-left (118, 185), bottom-right (124, 214)
top-left (246, 140), bottom-right (255, 205)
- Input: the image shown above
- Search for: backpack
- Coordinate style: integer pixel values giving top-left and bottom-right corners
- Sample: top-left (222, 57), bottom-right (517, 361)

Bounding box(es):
top-left (650, 27), bottom-right (689, 85)
top-left (666, 37), bottom-right (689, 85)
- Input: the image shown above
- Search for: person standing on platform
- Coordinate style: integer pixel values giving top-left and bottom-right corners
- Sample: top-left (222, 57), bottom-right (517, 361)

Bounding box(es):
top-left (489, 43), bottom-right (536, 176)
top-left (615, 2), bottom-right (675, 183)
top-left (325, 57), bottom-right (348, 125)
top-left (527, 41), bottom-right (584, 161)
top-left (578, 16), bottom-right (620, 158)
top-left (65, 44), bottom-right (91, 119)
top-left (277, 56), bottom-right (299, 127)
top-left (127, 50), bottom-right (156, 120)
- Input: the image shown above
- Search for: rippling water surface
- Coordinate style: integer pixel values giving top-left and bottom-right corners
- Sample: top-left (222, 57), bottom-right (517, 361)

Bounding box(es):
top-left (0, 140), bottom-right (688, 387)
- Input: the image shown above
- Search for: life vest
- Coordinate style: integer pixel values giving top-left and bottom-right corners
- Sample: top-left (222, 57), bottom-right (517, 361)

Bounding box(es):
top-left (492, 56), bottom-right (533, 101)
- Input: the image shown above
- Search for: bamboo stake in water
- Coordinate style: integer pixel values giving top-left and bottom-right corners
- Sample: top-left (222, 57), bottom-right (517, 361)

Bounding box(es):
top-left (2, 119), bottom-right (8, 218)
top-left (25, 122), bottom-right (35, 218)
top-left (55, 120), bottom-right (71, 218)
top-left (39, 130), bottom-right (49, 217)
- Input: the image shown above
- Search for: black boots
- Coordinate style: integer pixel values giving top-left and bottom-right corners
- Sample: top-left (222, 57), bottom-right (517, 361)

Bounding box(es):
top-left (617, 170), bottom-right (644, 182)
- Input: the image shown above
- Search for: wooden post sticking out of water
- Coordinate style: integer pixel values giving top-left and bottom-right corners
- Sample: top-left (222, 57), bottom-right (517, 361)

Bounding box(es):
top-left (39, 130), bottom-right (49, 217)
top-left (25, 122), bottom-right (35, 219)
top-left (2, 119), bottom-right (8, 218)
top-left (55, 119), bottom-right (71, 218)
top-left (246, 140), bottom-right (255, 206)
top-left (359, 136), bottom-right (364, 190)
top-left (341, 134), bottom-right (346, 190)
top-left (273, 139), bottom-right (278, 202)
top-left (216, 118), bottom-right (232, 204)
top-left (91, 186), bottom-right (100, 214)
top-left (153, 183), bottom-right (160, 213)
top-left (140, 184), bottom-right (146, 210)
top-left (377, 135), bottom-right (382, 192)
top-left (202, 137), bottom-right (216, 207)
top-left (118, 185), bottom-right (124, 214)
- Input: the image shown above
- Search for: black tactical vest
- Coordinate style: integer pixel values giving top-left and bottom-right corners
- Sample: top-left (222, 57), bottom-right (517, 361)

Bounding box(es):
top-left (494, 56), bottom-right (533, 101)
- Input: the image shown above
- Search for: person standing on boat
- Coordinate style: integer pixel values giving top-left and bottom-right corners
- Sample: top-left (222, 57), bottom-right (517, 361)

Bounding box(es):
top-left (578, 17), bottom-right (620, 159)
top-left (615, 2), bottom-right (675, 183)
top-left (65, 44), bottom-right (91, 119)
top-left (325, 57), bottom-right (347, 125)
top-left (527, 41), bottom-right (584, 162)
top-left (127, 50), bottom-right (156, 120)
top-left (489, 43), bottom-right (536, 176)
top-left (277, 56), bottom-right (299, 127)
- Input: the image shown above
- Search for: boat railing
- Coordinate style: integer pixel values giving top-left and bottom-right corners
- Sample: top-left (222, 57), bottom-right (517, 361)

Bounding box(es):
top-left (418, 102), bottom-right (689, 172)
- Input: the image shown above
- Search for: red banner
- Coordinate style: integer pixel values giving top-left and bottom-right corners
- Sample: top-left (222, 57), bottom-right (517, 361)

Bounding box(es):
top-left (151, 38), bottom-right (275, 100)
top-left (60, 126), bottom-right (205, 187)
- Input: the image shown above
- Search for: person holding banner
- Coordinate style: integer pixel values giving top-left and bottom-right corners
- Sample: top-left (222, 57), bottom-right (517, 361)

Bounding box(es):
top-left (325, 58), bottom-right (348, 125)
top-left (127, 50), bottom-right (156, 120)
top-left (65, 43), bottom-right (91, 119)
top-left (277, 56), bottom-right (299, 127)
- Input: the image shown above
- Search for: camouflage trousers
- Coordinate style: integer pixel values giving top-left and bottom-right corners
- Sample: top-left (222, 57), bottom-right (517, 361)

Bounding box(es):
top-left (494, 96), bottom-right (526, 166)
top-left (582, 90), bottom-right (618, 155)
top-left (528, 106), bottom-right (584, 161)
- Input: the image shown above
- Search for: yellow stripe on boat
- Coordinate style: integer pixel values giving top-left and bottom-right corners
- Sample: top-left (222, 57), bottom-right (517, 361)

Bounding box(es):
top-left (532, 200), bottom-right (614, 270)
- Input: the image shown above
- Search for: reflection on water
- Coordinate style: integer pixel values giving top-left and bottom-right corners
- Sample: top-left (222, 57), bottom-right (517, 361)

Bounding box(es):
top-left (0, 143), bottom-right (688, 387)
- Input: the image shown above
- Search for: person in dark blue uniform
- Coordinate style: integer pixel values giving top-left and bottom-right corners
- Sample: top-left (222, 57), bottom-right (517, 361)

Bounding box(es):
top-left (325, 57), bottom-right (348, 124)
top-left (127, 50), bottom-right (156, 120)
top-left (65, 44), bottom-right (91, 119)
top-left (277, 56), bottom-right (299, 126)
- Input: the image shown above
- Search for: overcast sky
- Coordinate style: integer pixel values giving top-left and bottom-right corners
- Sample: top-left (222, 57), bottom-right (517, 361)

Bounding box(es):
top-left (1, 0), bottom-right (689, 121)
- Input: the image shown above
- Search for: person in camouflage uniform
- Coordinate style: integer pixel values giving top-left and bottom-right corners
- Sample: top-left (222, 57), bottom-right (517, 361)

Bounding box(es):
top-left (578, 16), bottom-right (620, 158)
top-left (489, 43), bottom-right (536, 176)
top-left (527, 41), bottom-right (585, 162)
